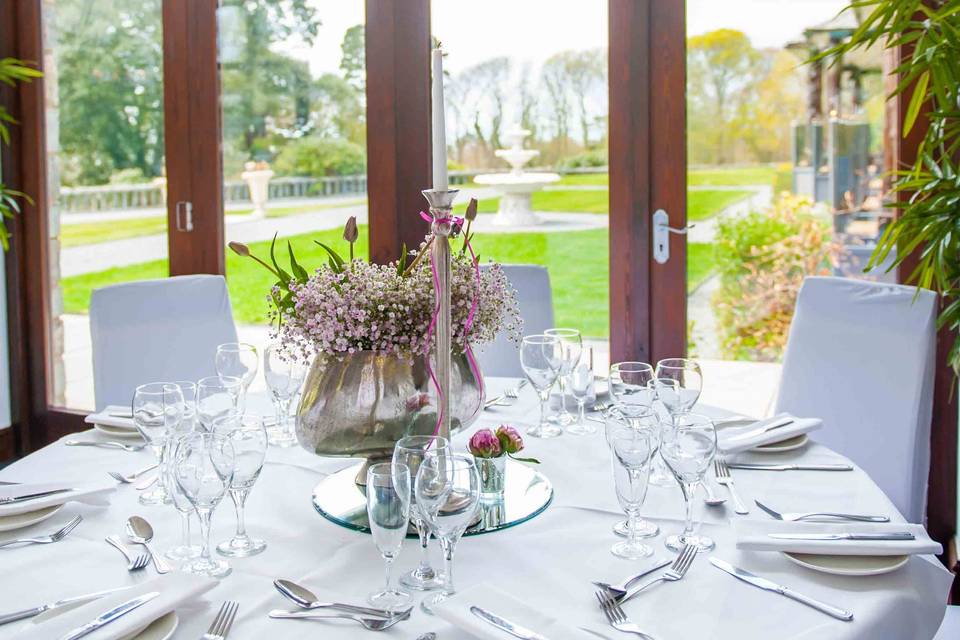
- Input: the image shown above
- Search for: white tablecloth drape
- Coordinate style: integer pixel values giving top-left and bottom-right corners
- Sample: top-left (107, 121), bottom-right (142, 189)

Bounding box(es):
top-left (0, 379), bottom-right (952, 639)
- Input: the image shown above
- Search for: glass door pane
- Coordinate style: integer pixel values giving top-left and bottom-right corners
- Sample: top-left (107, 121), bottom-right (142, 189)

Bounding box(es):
top-left (217, 2), bottom-right (367, 387)
top-left (46, 0), bottom-right (168, 410)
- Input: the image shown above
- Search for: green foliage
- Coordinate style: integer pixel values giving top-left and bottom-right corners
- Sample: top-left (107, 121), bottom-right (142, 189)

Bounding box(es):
top-left (772, 162), bottom-right (793, 198)
top-left (273, 137), bottom-right (366, 178)
top-left (339, 24), bottom-right (365, 92)
top-left (825, 1), bottom-right (960, 374)
top-left (0, 58), bottom-right (41, 250)
top-left (558, 151), bottom-right (607, 169)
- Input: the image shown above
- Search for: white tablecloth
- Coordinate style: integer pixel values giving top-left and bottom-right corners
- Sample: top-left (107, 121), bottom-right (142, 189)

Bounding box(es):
top-left (0, 379), bottom-right (951, 639)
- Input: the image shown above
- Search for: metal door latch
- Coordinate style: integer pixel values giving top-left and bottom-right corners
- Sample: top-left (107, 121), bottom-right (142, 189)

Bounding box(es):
top-left (175, 201), bottom-right (194, 232)
top-left (652, 209), bottom-right (694, 264)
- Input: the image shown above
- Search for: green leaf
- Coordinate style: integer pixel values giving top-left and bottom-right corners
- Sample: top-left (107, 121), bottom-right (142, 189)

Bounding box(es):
top-left (396, 242), bottom-right (408, 276)
top-left (508, 454), bottom-right (540, 464)
top-left (268, 234), bottom-right (292, 285)
top-left (903, 70), bottom-right (929, 136)
top-left (287, 241), bottom-right (309, 283)
top-left (314, 240), bottom-right (346, 273)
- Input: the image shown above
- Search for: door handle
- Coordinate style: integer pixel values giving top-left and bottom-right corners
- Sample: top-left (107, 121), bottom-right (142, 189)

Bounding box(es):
top-left (175, 201), bottom-right (194, 232)
top-left (652, 208), bottom-right (694, 264)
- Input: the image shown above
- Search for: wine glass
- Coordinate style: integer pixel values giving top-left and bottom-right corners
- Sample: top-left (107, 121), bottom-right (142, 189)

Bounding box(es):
top-left (608, 362), bottom-right (655, 416)
top-left (132, 382), bottom-right (184, 506)
top-left (660, 413), bottom-right (717, 552)
top-left (604, 407), bottom-right (660, 538)
top-left (567, 351), bottom-right (595, 435)
top-left (172, 432), bottom-right (236, 578)
top-left (520, 334), bottom-right (564, 438)
top-left (392, 435), bottom-right (450, 591)
top-left (544, 328), bottom-right (582, 427)
top-left (415, 451), bottom-right (481, 614)
top-left (196, 375), bottom-right (242, 430)
top-left (212, 412), bottom-right (268, 557)
top-left (172, 380), bottom-right (198, 429)
top-left (263, 344), bottom-right (307, 447)
top-left (215, 343), bottom-right (259, 410)
top-left (366, 462), bottom-right (413, 610)
top-left (609, 428), bottom-right (656, 559)
top-left (648, 377), bottom-right (680, 486)
top-left (163, 427), bottom-right (201, 563)
top-left (654, 358), bottom-right (703, 418)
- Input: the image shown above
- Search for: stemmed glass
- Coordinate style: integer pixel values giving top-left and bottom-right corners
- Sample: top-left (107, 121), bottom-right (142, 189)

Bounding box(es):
top-left (172, 380), bottom-right (198, 429)
top-left (608, 362), bottom-right (656, 416)
top-left (366, 462), bottom-right (413, 610)
top-left (544, 328), bottom-right (582, 427)
top-left (648, 377), bottom-right (681, 486)
top-left (132, 382), bottom-right (184, 506)
top-left (392, 435), bottom-right (450, 591)
top-left (196, 375), bottom-right (242, 430)
top-left (520, 334), bottom-right (564, 438)
top-left (172, 432), bottom-right (236, 578)
top-left (567, 348), bottom-right (595, 435)
top-left (212, 413), bottom-right (268, 557)
top-left (660, 413), bottom-right (717, 552)
top-left (215, 343), bottom-right (259, 410)
top-left (604, 407), bottom-right (660, 538)
top-left (415, 451), bottom-right (481, 614)
top-left (263, 344), bottom-right (307, 447)
top-left (164, 418), bottom-right (201, 562)
top-left (654, 358), bottom-right (703, 418)
top-left (609, 428), bottom-right (656, 559)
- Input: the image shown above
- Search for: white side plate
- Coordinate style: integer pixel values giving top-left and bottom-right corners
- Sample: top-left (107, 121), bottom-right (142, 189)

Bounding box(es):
top-left (752, 433), bottom-right (809, 453)
top-left (94, 423), bottom-right (142, 439)
top-left (0, 503), bottom-right (64, 532)
top-left (784, 551), bottom-right (909, 576)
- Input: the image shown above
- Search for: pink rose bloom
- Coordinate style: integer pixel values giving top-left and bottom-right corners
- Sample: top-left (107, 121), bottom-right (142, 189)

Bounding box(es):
top-left (469, 429), bottom-right (502, 458)
top-left (495, 425), bottom-right (524, 454)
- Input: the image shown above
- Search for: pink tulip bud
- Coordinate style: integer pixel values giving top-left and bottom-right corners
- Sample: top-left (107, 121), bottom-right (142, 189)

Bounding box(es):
top-left (469, 429), bottom-right (502, 458)
top-left (495, 425), bottom-right (524, 454)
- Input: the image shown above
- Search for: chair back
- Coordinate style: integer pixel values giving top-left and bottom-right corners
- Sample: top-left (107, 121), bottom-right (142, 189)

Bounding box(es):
top-left (775, 276), bottom-right (937, 522)
top-left (476, 265), bottom-right (555, 378)
top-left (90, 275), bottom-right (238, 410)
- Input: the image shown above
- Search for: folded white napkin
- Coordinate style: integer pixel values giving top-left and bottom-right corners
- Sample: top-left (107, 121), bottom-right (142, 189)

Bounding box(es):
top-left (84, 406), bottom-right (137, 430)
top-left (0, 481), bottom-right (114, 517)
top-left (717, 413), bottom-right (821, 454)
top-left (734, 519), bottom-right (942, 556)
top-left (432, 583), bottom-right (589, 640)
top-left (28, 573), bottom-right (216, 639)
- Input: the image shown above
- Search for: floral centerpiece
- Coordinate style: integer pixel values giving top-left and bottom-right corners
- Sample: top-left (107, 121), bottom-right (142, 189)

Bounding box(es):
top-left (469, 425), bottom-right (539, 499)
top-left (230, 203), bottom-right (521, 476)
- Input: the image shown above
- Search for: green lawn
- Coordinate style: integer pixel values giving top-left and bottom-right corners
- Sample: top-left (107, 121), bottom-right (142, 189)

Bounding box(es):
top-left (61, 225), bottom-right (716, 339)
top-left (545, 165), bottom-right (776, 188)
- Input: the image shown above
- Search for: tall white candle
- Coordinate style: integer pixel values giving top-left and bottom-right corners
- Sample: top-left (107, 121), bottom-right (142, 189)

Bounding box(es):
top-left (431, 47), bottom-right (449, 191)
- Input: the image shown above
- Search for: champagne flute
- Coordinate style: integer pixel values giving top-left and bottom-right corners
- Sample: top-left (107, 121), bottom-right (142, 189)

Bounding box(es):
top-left (567, 351), bottom-right (595, 435)
top-left (215, 342), bottom-right (259, 410)
top-left (661, 413), bottom-right (717, 552)
top-left (609, 428), bottom-right (656, 559)
top-left (132, 382), bottom-right (184, 506)
top-left (366, 462), bottom-right (413, 610)
top-left (263, 344), bottom-right (307, 447)
top-left (544, 328), bottom-right (582, 427)
top-left (392, 435), bottom-right (450, 591)
top-left (415, 451), bottom-right (481, 613)
top-left (212, 412), bottom-right (268, 557)
top-left (520, 334), bottom-right (563, 438)
top-left (196, 375), bottom-right (242, 431)
top-left (604, 407), bottom-right (660, 538)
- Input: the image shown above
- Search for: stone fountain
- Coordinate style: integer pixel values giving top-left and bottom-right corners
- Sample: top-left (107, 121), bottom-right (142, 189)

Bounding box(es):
top-left (474, 127), bottom-right (560, 226)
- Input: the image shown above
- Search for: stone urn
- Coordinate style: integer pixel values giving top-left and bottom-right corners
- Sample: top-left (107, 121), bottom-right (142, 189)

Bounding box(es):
top-left (240, 165), bottom-right (274, 218)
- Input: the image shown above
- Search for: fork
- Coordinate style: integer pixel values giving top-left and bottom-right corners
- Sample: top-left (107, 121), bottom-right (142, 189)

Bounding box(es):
top-left (592, 400), bottom-right (612, 413)
top-left (65, 440), bottom-right (146, 453)
top-left (104, 535), bottom-right (150, 571)
top-left (107, 463), bottom-right (158, 484)
top-left (595, 593), bottom-right (655, 639)
top-left (484, 380), bottom-right (528, 408)
top-left (610, 543), bottom-right (699, 604)
top-left (0, 515), bottom-right (82, 549)
top-left (714, 459), bottom-right (749, 514)
top-left (203, 601), bottom-right (239, 640)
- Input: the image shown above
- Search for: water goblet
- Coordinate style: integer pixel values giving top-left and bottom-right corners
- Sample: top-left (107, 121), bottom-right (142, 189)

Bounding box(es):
top-left (520, 334), bottom-right (563, 438)
top-left (544, 328), bottom-right (582, 427)
top-left (163, 428), bottom-right (202, 563)
top-left (263, 344), bottom-right (307, 447)
top-left (392, 435), bottom-right (450, 591)
top-left (660, 413), bottom-right (717, 552)
top-left (648, 377), bottom-right (681, 486)
top-left (196, 375), bottom-right (242, 431)
top-left (654, 358), bottom-right (703, 417)
top-left (215, 342), bottom-right (259, 410)
top-left (604, 407), bottom-right (660, 538)
top-left (567, 356), bottom-right (595, 435)
top-left (172, 380), bottom-right (198, 428)
top-left (366, 462), bottom-right (413, 610)
top-left (133, 382), bottom-right (184, 505)
top-left (213, 413), bottom-right (268, 557)
top-left (609, 428), bottom-right (656, 559)
top-left (172, 432), bottom-right (236, 578)
top-left (609, 362), bottom-right (655, 416)
top-left (415, 452), bottom-right (481, 614)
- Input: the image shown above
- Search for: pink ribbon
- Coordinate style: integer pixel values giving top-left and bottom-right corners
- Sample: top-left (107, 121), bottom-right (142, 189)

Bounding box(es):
top-left (419, 211), bottom-right (485, 436)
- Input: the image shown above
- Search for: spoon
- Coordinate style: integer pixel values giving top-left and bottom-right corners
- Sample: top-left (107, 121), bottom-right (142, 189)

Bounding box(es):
top-left (417, 634), bottom-right (437, 640)
top-left (268, 609), bottom-right (405, 631)
top-left (701, 480), bottom-right (726, 506)
top-left (125, 516), bottom-right (170, 573)
top-left (273, 579), bottom-right (412, 620)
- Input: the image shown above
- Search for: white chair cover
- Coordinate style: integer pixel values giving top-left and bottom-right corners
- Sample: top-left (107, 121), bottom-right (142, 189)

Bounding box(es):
top-left (476, 265), bottom-right (555, 378)
top-left (89, 275), bottom-right (238, 410)
top-left (775, 276), bottom-right (937, 523)
top-left (934, 605), bottom-right (958, 639)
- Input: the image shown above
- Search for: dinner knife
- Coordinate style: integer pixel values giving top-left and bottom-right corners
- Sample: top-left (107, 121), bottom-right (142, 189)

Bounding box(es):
top-left (769, 532), bottom-right (915, 541)
top-left (0, 488), bottom-right (72, 505)
top-left (470, 605), bottom-right (550, 640)
top-left (725, 463), bottom-right (853, 471)
top-left (709, 558), bottom-right (853, 621)
top-left (724, 416), bottom-right (794, 439)
top-left (0, 587), bottom-right (128, 626)
top-left (60, 591), bottom-right (159, 640)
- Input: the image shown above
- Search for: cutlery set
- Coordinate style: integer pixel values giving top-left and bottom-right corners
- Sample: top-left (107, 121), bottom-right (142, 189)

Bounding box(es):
top-left (269, 578), bottom-right (412, 630)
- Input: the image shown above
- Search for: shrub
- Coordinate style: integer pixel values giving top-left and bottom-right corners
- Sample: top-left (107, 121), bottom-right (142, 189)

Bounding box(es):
top-left (558, 151), bottom-right (607, 169)
top-left (711, 194), bottom-right (837, 361)
top-left (273, 137), bottom-right (366, 178)
top-left (109, 168), bottom-right (148, 184)
top-left (772, 162), bottom-right (792, 199)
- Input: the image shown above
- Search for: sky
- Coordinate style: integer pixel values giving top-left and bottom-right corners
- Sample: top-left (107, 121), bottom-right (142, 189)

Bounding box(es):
top-left (288, 0), bottom-right (851, 77)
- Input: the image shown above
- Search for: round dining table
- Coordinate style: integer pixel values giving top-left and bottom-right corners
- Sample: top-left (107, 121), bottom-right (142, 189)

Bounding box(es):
top-left (0, 377), bottom-right (952, 639)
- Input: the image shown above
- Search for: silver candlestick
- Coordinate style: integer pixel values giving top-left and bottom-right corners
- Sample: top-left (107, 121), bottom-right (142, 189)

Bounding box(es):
top-left (421, 188), bottom-right (459, 441)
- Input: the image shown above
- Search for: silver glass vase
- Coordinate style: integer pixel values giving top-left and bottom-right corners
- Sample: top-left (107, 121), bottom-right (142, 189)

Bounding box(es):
top-left (295, 350), bottom-right (484, 482)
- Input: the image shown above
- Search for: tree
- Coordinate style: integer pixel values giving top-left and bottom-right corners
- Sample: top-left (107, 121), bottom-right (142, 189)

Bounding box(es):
top-left (541, 54), bottom-right (572, 153)
top-left (446, 57), bottom-right (511, 165)
top-left (735, 49), bottom-right (806, 162)
top-left (340, 24), bottom-right (365, 92)
top-left (555, 49), bottom-right (605, 148)
top-left (312, 73), bottom-right (365, 146)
